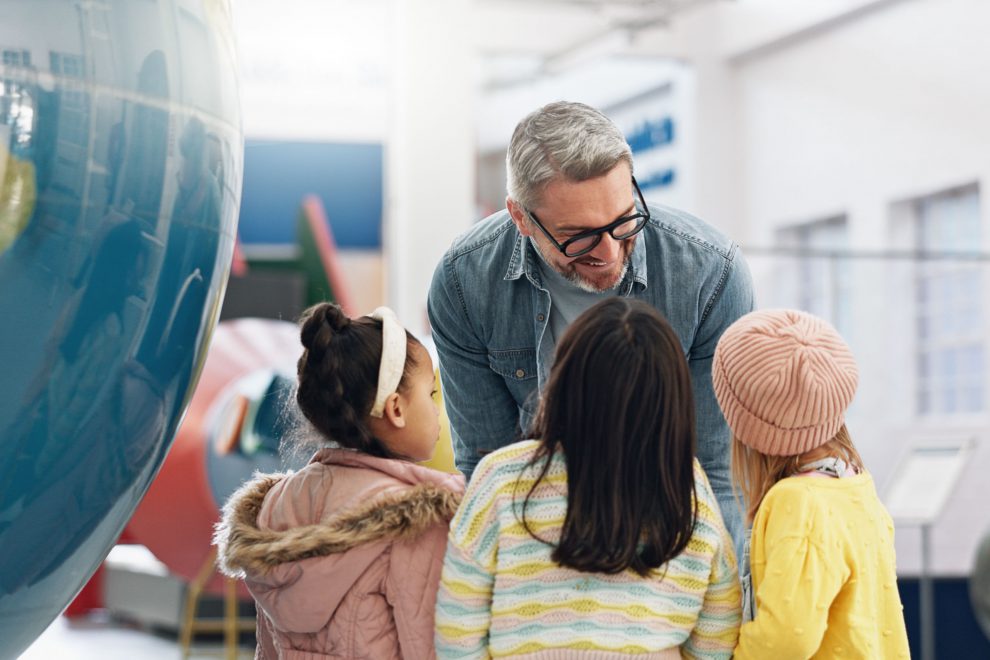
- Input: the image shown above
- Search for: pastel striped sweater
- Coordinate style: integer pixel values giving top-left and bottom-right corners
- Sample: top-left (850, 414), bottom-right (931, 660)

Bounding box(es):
top-left (435, 441), bottom-right (741, 659)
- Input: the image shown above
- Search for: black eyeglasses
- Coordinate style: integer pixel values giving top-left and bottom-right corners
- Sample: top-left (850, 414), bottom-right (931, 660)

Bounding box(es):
top-left (525, 177), bottom-right (650, 258)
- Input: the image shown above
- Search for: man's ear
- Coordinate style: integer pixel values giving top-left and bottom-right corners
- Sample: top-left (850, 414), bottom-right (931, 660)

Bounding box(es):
top-left (381, 392), bottom-right (406, 429)
top-left (506, 197), bottom-right (533, 238)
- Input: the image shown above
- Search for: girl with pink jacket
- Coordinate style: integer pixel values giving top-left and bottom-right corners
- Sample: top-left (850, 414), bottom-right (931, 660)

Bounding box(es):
top-left (214, 303), bottom-right (465, 659)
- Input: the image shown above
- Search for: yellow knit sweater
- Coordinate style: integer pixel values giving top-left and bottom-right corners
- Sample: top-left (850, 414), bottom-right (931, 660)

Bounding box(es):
top-left (734, 472), bottom-right (910, 659)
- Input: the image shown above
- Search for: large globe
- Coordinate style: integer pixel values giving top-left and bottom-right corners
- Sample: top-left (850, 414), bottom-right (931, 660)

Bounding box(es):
top-left (0, 1), bottom-right (242, 656)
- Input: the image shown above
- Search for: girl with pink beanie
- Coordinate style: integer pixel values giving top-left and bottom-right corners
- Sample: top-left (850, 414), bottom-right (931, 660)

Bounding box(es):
top-left (712, 309), bottom-right (910, 659)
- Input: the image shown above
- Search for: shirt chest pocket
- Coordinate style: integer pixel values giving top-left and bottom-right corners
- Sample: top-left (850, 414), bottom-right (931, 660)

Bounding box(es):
top-left (488, 348), bottom-right (538, 414)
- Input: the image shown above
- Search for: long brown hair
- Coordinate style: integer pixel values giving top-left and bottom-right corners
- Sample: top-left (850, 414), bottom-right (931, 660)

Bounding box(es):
top-left (520, 297), bottom-right (697, 576)
top-left (731, 424), bottom-right (864, 524)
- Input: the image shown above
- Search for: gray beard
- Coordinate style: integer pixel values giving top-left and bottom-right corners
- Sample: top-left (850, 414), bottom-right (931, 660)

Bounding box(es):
top-left (566, 260), bottom-right (628, 293)
top-left (529, 237), bottom-right (629, 293)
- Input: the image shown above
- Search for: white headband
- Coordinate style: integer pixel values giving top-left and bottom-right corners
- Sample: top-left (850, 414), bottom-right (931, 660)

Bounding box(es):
top-left (368, 307), bottom-right (406, 418)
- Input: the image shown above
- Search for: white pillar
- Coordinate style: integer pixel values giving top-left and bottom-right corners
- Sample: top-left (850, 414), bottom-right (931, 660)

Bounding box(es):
top-left (689, 55), bottom-right (742, 234)
top-left (386, 0), bottom-right (476, 338)
top-left (656, 10), bottom-right (742, 237)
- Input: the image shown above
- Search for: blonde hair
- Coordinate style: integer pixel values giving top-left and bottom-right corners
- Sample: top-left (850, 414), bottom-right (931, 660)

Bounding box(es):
top-left (731, 425), bottom-right (864, 524)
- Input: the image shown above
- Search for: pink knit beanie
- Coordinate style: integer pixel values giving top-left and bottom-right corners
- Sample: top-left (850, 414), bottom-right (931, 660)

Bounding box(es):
top-left (712, 309), bottom-right (858, 457)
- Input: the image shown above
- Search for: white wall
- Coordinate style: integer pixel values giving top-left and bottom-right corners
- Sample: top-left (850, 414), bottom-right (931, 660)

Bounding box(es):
top-left (385, 0), bottom-right (476, 336)
top-left (233, 0), bottom-right (390, 143)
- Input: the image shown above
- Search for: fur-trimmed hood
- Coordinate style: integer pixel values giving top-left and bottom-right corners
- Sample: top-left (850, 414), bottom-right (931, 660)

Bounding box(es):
top-left (215, 472), bottom-right (462, 577)
top-left (214, 448), bottom-right (464, 650)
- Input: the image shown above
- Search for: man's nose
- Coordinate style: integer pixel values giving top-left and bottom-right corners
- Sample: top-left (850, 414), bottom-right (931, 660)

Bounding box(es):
top-left (587, 231), bottom-right (621, 262)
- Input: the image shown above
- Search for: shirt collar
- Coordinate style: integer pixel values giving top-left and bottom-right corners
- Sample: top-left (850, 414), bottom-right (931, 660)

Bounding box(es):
top-left (504, 230), bottom-right (529, 281)
top-left (629, 229), bottom-right (648, 289)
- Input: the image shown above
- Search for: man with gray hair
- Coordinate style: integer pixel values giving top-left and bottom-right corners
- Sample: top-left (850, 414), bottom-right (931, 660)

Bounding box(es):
top-left (428, 101), bottom-right (753, 552)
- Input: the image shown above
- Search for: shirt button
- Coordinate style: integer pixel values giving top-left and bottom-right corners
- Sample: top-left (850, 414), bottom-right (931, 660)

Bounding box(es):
top-left (515, 369), bottom-right (526, 378)
top-left (537, 313), bottom-right (545, 322)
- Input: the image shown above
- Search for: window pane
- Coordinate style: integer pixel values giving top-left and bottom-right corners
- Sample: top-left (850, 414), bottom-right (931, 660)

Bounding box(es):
top-left (913, 186), bottom-right (983, 416)
top-left (940, 387), bottom-right (958, 414)
top-left (962, 387), bottom-right (983, 413)
top-left (773, 216), bottom-right (849, 335)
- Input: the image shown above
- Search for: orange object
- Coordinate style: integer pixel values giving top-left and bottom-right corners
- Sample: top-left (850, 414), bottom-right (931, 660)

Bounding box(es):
top-left (126, 319), bottom-right (301, 594)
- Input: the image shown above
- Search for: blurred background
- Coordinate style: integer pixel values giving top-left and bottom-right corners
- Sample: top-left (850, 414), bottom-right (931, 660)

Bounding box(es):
top-left (13, 0), bottom-right (990, 657)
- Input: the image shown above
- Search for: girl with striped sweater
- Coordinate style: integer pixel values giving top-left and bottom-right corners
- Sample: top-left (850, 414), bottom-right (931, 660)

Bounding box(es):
top-left (435, 297), bottom-right (741, 659)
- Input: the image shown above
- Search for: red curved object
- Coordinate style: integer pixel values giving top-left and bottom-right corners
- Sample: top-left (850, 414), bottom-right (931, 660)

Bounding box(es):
top-left (126, 318), bottom-right (301, 593)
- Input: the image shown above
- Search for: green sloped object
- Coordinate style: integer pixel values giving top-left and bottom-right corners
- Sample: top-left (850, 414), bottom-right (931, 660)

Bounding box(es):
top-left (295, 194), bottom-right (355, 312)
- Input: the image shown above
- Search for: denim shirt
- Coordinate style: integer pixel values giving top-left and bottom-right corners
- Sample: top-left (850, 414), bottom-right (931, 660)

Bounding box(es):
top-left (427, 204), bottom-right (754, 554)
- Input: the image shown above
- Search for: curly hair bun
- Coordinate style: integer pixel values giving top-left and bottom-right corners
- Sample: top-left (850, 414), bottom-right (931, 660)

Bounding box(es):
top-left (299, 303), bottom-right (350, 352)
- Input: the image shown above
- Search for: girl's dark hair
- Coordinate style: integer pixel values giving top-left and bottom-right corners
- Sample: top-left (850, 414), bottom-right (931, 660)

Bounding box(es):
top-left (294, 302), bottom-right (420, 458)
top-left (520, 297), bottom-right (697, 576)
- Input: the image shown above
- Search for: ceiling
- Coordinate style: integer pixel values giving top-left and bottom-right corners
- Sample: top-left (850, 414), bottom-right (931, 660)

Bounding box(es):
top-left (474, 0), bottom-right (726, 88)
top-left (232, 0), bottom-right (899, 141)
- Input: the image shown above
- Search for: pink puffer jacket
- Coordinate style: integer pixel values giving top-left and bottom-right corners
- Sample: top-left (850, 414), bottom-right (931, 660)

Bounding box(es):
top-left (215, 448), bottom-right (465, 659)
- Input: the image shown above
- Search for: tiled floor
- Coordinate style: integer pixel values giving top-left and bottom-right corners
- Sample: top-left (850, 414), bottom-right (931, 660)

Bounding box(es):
top-left (20, 612), bottom-right (252, 660)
